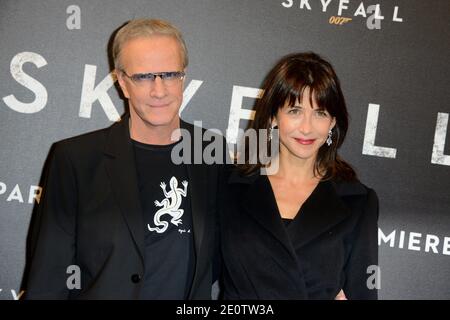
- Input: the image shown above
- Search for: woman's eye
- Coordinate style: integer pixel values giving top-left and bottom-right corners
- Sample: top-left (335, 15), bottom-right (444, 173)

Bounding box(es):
top-left (316, 110), bottom-right (328, 117)
top-left (288, 108), bottom-right (300, 114)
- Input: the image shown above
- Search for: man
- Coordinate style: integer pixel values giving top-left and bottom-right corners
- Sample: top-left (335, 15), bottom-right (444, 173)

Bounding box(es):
top-left (23, 19), bottom-right (225, 299)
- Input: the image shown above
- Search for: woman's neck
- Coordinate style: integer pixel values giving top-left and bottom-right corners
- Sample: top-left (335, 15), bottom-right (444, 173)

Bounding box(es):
top-left (272, 152), bottom-right (320, 183)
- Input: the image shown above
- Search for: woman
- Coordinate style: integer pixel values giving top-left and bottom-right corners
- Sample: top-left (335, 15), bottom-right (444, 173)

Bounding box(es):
top-left (220, 52), bottom-right (379, 300)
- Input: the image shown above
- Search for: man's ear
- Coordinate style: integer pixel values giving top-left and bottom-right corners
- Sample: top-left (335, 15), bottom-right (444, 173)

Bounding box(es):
top-left (116, 69), bottom-right (130, 99)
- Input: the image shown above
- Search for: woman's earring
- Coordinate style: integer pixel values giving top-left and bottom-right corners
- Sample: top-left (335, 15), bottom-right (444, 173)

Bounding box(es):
top-left (326, 129), bottom-right (333, 146)
top-left (269, 125), bottom-right (275, 141)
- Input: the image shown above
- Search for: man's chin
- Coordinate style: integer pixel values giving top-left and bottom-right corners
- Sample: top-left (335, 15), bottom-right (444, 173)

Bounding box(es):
top-left (144, 116), bottom-right (180, 128)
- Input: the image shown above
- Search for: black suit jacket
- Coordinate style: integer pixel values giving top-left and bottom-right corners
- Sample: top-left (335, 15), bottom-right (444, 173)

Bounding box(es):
top-left (23, 114), bottom-right (225, 299)
top-left (220, 170), bottom-right (379, 300)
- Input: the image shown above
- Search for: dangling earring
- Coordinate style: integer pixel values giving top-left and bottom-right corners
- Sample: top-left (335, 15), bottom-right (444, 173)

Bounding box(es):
top-left (326, 128), bottom-right (333, 146)
top-left (269, 125), bottom-right (276, 141)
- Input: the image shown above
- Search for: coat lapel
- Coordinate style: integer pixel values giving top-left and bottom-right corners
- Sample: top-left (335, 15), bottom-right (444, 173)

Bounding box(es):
top-left (231, 173), bottom-right (308, 296)
top-left (231, 173), bottom-right (300, 267)
top-left (232, 173), bottom-right (353, 252)
top-left (103, 114), bottom-right (145, 265)
top-left (180, 121), bottom-right (208, 258)
top-left (288, 180), bottom-right (352, 249)
top-left (179, 121), bottom-right (211, 299)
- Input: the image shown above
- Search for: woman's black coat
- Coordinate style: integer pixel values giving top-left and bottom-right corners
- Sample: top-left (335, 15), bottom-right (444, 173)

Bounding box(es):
top-left (220, 171), bottom-right (379, 300)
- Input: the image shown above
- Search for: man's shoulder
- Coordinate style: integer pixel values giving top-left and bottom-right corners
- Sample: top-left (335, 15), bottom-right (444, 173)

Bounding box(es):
top-left (58, 116), bottom-right (127, 146)
top-left (56, 126), bottom-right (110, 148)
top-left (52, 120), bottom-right (123, 158)
top-left (180, 119), bottom-right (225, 138)
top-left (53, 128), bottom-right (109, 152)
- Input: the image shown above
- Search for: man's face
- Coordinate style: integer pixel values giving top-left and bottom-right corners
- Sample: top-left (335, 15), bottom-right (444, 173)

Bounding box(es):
top-left (117, 35), bottom-right (184, 134)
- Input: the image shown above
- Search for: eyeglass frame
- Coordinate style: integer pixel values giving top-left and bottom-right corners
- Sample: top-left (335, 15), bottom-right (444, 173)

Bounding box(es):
top-left (119, 69), bottom-right (186, 86)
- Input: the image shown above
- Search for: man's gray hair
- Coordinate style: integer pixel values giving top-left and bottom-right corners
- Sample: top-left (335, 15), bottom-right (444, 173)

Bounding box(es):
top-left (112, 18), bottom-right (188, 70)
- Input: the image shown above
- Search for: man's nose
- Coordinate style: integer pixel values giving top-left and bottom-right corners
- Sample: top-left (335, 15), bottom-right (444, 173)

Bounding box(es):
top-left (149, 76), bottom-right (167, 97)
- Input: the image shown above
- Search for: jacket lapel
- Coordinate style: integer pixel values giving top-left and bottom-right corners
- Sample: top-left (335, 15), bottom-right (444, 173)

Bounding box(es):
top-left (231, 173), bottom-right (308, 296)
top-left (231, 173), bottom-right (298, 262)
top-left (103, 114), bottom-right (145, 265)
top-left (288, 180), bottom-right (352, 249)
top-left (179, 121), bottom-right (211, 299)
top-left (231, 173), bottom-right (353, 252)
top-left (180, 121), bottom-right (208, 257)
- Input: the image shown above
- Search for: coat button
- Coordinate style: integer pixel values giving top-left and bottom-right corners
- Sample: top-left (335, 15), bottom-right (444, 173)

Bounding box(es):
top-left (131, 274), bottom-right (141, 283)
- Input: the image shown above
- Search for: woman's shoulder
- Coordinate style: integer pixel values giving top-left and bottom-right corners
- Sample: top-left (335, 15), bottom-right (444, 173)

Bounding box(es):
top-left (331, 178), bottom-right (378, 209)
top-left (330, 178), bottom-right (379, 219)
top-left (331, 178), bottom-right (376, 198)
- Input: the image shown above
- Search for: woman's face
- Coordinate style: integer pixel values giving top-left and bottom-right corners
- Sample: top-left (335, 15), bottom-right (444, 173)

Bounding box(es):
top-left (273, 87), bottom-right (336, 164)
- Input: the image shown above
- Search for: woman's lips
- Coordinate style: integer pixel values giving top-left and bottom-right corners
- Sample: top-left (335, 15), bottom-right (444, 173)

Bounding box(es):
top-left (294, 138), bottom-right (315, 145)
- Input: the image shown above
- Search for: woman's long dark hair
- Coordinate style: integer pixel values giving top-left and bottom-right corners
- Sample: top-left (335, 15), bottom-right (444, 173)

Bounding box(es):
top-left (239, 52), bottom-right (356, 181)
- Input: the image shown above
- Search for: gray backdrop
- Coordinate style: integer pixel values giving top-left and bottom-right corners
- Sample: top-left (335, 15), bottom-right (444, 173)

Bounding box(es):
top-left (1, 0), bottom-right (449, 300)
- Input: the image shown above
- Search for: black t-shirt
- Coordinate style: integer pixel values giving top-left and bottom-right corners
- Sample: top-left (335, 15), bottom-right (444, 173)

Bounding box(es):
top-left (132, 139), bottom-right (195, 299)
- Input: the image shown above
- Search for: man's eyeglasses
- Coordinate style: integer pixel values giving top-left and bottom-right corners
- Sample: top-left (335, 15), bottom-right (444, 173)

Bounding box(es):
top-left (120, 70), bottom-right (185, 87)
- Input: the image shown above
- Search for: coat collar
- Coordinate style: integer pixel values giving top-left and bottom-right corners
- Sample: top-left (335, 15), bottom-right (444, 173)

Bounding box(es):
top-left (287, 180), bottom-right (352, 248)
top-left (229, 169), bottom-right (365, 250)
top-left (103, 114), bottom-right (209, 276)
